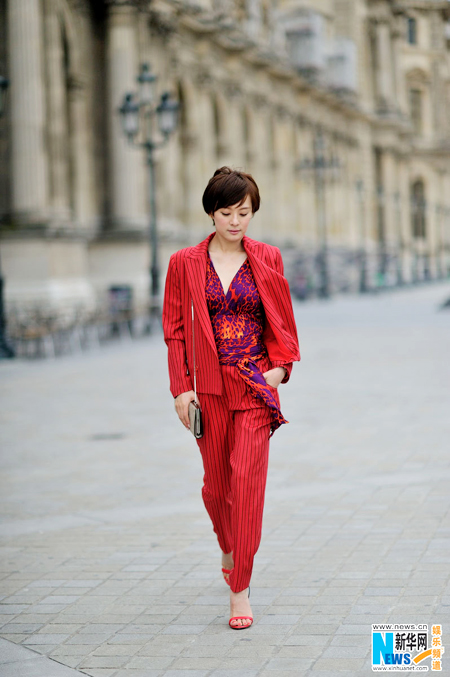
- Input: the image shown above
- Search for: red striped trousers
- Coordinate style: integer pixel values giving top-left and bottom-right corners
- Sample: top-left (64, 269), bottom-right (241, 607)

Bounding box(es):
top-left (195, 353), bottom-right (279, 593)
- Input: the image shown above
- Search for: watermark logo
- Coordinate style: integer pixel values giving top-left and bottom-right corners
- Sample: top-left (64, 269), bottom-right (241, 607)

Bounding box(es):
top-left (372, 624), bottom-right (444, 671)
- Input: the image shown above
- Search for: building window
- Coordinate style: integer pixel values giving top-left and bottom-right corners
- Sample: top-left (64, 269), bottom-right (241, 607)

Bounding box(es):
top-left (411, 180), bottom-right (426, 238)
top-left (409, 88), bottom-right (422, 133)
top-left (407, 17), bottom-right (417, 45)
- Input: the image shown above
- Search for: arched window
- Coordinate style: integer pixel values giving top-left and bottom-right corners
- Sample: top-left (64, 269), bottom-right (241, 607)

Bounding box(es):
top-left (411, 180), bottom-right (426, 238)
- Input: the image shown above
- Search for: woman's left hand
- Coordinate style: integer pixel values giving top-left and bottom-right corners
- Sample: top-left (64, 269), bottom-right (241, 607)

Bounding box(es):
top-left (262, 367), bottom-right (286, 389)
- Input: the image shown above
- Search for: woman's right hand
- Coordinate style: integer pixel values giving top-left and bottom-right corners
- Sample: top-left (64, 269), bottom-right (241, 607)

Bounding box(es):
top-left (174, 390), bottom-right (197, 430)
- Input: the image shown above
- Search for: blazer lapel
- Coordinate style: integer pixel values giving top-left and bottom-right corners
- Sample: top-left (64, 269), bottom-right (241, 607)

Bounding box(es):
top-left (243, 236), bottom-right (299, 359)
top-left (185, 232), bottom-right (218, 356)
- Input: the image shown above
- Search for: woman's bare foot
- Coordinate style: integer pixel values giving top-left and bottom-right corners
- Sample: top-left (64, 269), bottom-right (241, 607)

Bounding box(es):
top-left (222, 551), bottom-right (234, 584)
top-left (229, 587), bottom-right (252, 628)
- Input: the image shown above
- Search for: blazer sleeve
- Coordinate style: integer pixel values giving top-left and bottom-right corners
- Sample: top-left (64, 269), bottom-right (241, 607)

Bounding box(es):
top-left (269, 248), bottom-right (293, 385)
top-left (162, 253), bottom-right (193, 399)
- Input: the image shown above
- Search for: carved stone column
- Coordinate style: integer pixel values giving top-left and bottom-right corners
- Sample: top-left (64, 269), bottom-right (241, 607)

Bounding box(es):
top-left (7, 0), bottom-right (49, 224)
top-left (106, 0), bottom-right (146, 231)
top-left (44, 0), bottom-right (71, 224)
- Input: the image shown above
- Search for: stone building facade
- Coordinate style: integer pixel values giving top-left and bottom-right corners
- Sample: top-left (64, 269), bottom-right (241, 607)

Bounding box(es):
top-left (0, 0), bottom-right (449, 325)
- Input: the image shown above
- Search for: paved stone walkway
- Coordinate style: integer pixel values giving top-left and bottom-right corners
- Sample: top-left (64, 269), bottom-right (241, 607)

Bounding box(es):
top-left (1, 282), bottom-right (449, 677)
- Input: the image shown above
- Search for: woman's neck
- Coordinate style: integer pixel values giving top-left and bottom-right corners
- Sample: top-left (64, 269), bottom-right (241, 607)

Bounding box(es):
top-left (208, 231), bottom-right (246, 254)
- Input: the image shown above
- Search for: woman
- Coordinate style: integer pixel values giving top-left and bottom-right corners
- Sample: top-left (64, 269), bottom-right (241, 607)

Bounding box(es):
top-left (162, 167), bottom-right (300, 629)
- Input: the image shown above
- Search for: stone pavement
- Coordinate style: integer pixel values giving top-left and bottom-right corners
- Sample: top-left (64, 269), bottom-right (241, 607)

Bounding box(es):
top-left (1, 281), bottom-right (449, 677)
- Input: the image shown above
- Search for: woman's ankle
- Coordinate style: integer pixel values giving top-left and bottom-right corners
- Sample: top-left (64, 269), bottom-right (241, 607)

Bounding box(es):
top-left (222, 550), bottom-right (234, 568)
top-left (230, 586), bottom-right (250, 598)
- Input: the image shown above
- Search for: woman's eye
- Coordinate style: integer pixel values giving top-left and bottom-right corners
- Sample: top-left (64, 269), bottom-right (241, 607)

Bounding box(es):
top-left (220, 212), bottom-right (248, 216)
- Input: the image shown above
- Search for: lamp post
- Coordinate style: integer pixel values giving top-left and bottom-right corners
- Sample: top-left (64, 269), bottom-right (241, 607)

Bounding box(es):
top-left (393, 191), bottom-right (403, 286)
top-left (435, 203), bottom-right (443, 280)
top-left (118, 63), bottom-right (179, 331)
top-left (410, 191), bottom-right (418, 283)
top-left (0, 75), bottom-right (14, 359)
top-left (0, 76), bottom-right (8, 115)
top-left (410, 185), bottom-right (428, 282)
top-left (296, 129), bottom-right (339, 299)
top-left (355, 179), bottom-right (367, 293)
top-left (445, 206), bottom-right (450, 278)
top-left (423, 197), bottom-right (430, 281)
top-left (376, 183), bottom-right (387, 286)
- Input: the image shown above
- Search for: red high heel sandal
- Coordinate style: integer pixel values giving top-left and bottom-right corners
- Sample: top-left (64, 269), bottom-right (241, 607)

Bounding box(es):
top-left (229, 585), bottom-right (252, 630)
top-left (222, 567), bottom-right (232, 586)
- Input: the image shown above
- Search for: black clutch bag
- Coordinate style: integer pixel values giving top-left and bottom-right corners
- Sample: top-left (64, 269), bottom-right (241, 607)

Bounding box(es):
top-left (188, 298), bottom-right (203, 438)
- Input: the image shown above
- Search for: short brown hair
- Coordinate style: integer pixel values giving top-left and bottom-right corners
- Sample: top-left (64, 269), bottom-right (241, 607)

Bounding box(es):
top-left (202, 166), bottom-right (261, 216)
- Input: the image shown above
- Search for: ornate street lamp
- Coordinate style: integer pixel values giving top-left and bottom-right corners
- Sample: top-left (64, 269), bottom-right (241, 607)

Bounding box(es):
top-left (137, 62), bottom-right (156, 106)
top-left (156, 92), bottom-right (179, 137)
top-left (119, 93), bottom-right (139, 140)
top-left (0, 75), bottom-right (14, 359)
top-left (118, 63), bottom-right (179, 331)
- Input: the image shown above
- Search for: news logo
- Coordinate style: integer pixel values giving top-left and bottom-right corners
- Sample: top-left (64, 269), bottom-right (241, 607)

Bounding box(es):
top-left (372, 624), bottom-right (444, 672)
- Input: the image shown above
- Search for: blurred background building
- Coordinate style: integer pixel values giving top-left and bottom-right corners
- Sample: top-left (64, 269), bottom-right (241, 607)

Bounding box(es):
top-left (0, 0), bottom-right (450, 353)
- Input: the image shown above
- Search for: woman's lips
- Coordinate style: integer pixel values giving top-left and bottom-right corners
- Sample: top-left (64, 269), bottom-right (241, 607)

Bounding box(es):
top-left (229, 229), bottom-right (239, 233)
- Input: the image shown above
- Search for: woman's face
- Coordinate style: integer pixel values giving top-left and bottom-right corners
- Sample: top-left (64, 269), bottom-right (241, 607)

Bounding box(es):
top-left (211, 194), bottom-right (253, 241)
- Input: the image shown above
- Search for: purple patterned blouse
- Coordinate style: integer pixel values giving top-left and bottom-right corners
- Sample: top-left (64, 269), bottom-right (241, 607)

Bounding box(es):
top-left (205, 250), bottom-right (288, 437)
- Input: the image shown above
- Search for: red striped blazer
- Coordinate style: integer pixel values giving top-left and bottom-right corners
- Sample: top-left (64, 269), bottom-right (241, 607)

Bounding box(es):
top-left (162, 231), bottom-right (301, 399)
